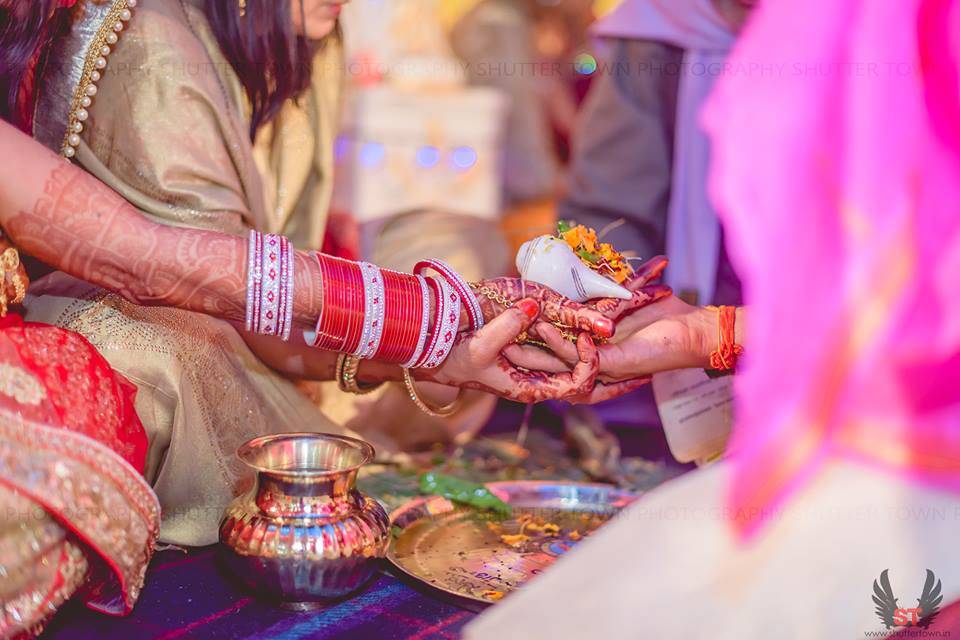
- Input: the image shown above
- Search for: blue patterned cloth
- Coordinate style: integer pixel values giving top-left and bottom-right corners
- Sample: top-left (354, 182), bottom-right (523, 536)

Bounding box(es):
top-left (42, 547), bottom-right (475, 640)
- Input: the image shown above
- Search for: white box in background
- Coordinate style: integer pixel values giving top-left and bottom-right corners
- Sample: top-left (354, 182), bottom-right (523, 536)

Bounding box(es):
top-left (332, 85), bottom-right (509, 222)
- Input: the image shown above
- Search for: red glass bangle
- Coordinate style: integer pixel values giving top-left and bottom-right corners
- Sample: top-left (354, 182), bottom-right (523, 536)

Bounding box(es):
top-left (340, 259), bottom-right (365, 354)
top-left (413, 277), bottom-right (445, 369)
top-left (312, 254), bottom-right (366, 353)
top-left (376, 270), bottom-right (404, 362)
top-left (374, 270), bottom-right (424, 364)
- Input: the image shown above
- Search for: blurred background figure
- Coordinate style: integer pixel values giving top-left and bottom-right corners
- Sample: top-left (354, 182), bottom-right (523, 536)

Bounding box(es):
top-left (334, 0), bottom-right (747, 462)
top-left (551, 0), bottom-right (756, 458)
top-left (561, 0), bottom-right (755, 307)
top-left (446, 0), bottom-right (609, 251)
top-left (447, 0), bottom-right (573, 208)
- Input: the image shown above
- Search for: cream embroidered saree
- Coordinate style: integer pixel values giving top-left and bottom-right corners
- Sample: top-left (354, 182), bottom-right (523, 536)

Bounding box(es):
top-left (25, 0), bottom-right (346, 546)
top-left (24, 0), bottom-right (503, 546)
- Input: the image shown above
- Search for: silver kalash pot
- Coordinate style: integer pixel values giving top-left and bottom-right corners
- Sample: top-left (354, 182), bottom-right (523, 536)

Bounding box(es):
top-left (219, 433), bottom-right (390, 609)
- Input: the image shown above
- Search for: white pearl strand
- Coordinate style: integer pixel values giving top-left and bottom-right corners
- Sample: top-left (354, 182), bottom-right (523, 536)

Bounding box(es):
top-left (62, 0), bottom-right (136, 159)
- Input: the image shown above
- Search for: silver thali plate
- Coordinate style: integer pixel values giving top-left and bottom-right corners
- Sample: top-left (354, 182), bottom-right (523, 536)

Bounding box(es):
top-left (387, 481), bottom-right (637, 604)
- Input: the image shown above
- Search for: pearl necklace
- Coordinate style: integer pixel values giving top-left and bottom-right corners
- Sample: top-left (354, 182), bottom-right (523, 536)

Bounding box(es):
top-left (62, 0), bottom-right (137, 159)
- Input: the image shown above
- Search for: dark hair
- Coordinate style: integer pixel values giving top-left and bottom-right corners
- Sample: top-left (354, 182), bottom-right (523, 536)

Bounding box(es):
top-left (0, 0), bottom-right (71, 129)
top-left (204, 0), bottom-right (317, 139)
top-left (1, 0), bottom-right (321, 138)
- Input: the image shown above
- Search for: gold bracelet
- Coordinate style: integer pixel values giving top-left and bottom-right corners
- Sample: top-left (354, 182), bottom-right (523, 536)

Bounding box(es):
top-left (336, 354), bottom-right (384, 395)
top-left (9, 272), bottom-right (25, 305)
top-left (468, 282), bottom-right (593, 343)
top-left (468, 281), bottom-right (513, 307)
top-left (402, 369), bottom-right (462, 417)
top-left (0, 248), bottom-right (25, 317)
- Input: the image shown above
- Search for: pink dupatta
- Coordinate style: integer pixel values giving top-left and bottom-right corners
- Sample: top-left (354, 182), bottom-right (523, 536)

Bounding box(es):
top-left (703, 0), bottom-right (960, 538)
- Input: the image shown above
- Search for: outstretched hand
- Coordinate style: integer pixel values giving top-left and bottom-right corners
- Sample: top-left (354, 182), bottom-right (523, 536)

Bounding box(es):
top-left (505, 295), bottom-right (715, 390)
top-left (422, 299), bottom-right (648, 404)
top-left (472, 278), bottom-right (616, 340)
top-left (472, 255), bottom-right (672, 343)
top-left (590, 255), bottom-right (672, 318)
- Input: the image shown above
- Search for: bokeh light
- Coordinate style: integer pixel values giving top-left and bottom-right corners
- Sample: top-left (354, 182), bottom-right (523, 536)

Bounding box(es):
top-left (360, 142), bottom-right (385, 168)
top-left (574, 53), bottom-right (598, 75)
top-left (593, 0), bottom-right (623, 18)
top-left (451, 146), bottom-right (478, 170)
top-left (416, 146), bottom-right (441, 168)
top-left (334, 136), bottom-right (350, 163)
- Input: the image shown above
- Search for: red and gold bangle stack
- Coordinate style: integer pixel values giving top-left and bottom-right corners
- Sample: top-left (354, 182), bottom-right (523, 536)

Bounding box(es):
top-left (308, 254), bottom-right (447, 366)
top-left (706, 305), bottom-right (744, 371)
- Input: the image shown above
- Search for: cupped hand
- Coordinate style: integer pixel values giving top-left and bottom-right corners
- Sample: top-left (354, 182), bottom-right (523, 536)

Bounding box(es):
top-left (590, 255), bottom-right (672, 319)
top-left (505, 295), bottom-right (715, 389)
top-left (471, 255), bottom-right (672, 342)
top-left (472, 278), bottom-right (616, 340)
top-left (421, 298), bottom-right (637, 404)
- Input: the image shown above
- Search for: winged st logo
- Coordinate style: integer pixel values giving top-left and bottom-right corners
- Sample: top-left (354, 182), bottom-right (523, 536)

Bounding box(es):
top-left (872, 569), bottom-right (943, 629)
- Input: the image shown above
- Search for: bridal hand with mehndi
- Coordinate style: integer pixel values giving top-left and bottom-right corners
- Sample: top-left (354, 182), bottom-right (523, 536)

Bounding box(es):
top-left (496, 255), bottom-right (748, 401)
top-left (505, 294), bottom-right (747, 399)
top-left (0, 120), bottom-right (664, 406)
top-left (411, 261), bottom-right (674, 405)
top-left (470, 255), bottom-right (672, 343)
top-left (419, 298), bottom-right (651, 404)
top-left (498, 256), bottom-right (677, 374)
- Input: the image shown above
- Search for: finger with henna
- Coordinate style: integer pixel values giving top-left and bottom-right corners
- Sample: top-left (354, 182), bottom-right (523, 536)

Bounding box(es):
top-left (502, 343), bottom-right (573, 373)
top-left (625, 255), bottom-right (669, 292)
top-left (567, 377), bottom-right (651, 405)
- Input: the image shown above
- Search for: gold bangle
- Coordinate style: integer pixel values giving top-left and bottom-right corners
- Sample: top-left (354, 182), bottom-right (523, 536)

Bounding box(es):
top-left (0, 248), bottom-right (25, 314)
top-left (402, 369), bottom-right (462, 417)
top-left (9, 271), bottom-right (25, 305)
top-left (336, 354), bottom-right (383, 395)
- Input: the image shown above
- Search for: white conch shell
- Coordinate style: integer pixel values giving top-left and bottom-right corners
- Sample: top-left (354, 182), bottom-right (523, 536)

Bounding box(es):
top-left (516, 236), bottom-right (632, 303)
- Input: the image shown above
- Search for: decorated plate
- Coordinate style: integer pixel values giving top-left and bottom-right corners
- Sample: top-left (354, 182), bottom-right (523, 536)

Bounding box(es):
top-left (386, 481), bottom-right (637, 604)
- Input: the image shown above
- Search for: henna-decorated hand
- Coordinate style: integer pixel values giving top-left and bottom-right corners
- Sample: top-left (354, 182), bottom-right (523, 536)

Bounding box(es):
top-left (470, 256), bottom-right (672, 342)
top-left (421, 299), bottom-right (646, 404)
top-left (470, 278), bottom-right (616, 340)
top-left (504, 296), bottom-right (720, 396)
top-left (589, 255), bottom-right (672, 320)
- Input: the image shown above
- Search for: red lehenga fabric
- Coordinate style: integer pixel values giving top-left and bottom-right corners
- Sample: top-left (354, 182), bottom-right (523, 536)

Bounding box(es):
top-left (0, 313), bottom-right (160, 638)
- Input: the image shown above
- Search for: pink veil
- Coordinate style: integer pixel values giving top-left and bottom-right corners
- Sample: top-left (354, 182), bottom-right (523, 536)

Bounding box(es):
top-left (703, 0), bottom-right (960, 538)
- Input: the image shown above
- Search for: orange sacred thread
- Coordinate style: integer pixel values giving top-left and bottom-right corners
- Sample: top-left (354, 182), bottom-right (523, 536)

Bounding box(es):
top-left (705, 305), bottom-right (743, 371)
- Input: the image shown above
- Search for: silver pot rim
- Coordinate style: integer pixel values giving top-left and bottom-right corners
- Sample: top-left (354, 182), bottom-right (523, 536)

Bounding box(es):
top-left (236, 432), bottom-right (376, 478)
